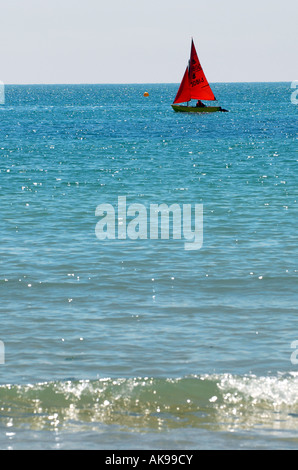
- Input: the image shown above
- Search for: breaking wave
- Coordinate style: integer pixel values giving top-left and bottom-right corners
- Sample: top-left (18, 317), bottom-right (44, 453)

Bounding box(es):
top-left (1, 372), bottom-right (298, 434)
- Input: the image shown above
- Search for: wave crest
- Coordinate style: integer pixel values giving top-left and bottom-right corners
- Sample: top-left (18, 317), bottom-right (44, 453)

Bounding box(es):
top-left (1, 373), bottom-right (298, 433)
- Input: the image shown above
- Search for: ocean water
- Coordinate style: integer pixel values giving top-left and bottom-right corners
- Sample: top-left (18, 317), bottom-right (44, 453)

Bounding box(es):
top-left (0, 82), bottom-right (297, 450)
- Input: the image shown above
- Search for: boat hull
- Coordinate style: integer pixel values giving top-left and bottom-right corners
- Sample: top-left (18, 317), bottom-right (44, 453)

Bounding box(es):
top-left (171, 105), bottom-right (224, 113)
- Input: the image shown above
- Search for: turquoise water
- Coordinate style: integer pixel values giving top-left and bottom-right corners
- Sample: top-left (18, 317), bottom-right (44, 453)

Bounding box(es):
top-left (0, 83), bottom-right (297, 449)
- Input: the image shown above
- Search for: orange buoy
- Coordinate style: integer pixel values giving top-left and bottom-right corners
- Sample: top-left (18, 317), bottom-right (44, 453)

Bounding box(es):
top-left (143, 91), bottom-right (149, 97)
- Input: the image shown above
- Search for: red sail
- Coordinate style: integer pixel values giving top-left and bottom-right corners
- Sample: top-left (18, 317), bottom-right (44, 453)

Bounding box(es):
top-left (173, 67), bottom-right (191, 104)
top-left (189, 39), bottom-right (216, 101)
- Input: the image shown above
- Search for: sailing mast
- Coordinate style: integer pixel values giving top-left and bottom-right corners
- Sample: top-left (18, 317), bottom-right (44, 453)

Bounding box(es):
top-left (173, 39), bottom-right (216, 105)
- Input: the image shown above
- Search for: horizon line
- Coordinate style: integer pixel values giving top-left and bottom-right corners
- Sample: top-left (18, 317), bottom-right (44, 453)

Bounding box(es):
top-left (3, 80), bottom-right (292, 86)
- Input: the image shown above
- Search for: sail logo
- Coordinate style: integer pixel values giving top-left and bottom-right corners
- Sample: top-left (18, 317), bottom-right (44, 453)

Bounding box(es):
top-left (0, 81), bottom-right (4, 105)
top-left (291, 81), bottom-right (298, 105)
top-left (95, 196), bottom-right (203, 251)
top-left (190, 77), bottom-right (205, 86)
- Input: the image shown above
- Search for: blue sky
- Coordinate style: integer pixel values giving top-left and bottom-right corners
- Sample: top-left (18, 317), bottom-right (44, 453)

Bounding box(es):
top-left (0, 0), bottom-right (297, 84)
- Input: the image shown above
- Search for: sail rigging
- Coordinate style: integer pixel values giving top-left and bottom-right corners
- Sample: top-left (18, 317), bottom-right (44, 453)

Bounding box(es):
top-left (173, 39), bottom-right (216, 104)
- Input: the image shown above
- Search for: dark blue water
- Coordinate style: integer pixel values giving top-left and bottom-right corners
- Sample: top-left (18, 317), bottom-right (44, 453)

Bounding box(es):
top-left (0, 83), bottom-right (297, 449)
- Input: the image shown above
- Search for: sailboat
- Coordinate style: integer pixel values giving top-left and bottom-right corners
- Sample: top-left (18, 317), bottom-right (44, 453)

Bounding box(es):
top-left (172, 39), bottom-right (228, 113)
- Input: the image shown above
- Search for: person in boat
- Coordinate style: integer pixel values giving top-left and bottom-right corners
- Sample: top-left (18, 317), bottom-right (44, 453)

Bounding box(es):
top-left (196, 100), bottom-right (206, 108)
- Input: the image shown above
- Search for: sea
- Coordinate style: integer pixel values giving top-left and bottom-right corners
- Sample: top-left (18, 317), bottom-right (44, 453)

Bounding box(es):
top-left (0, 82), bottom-right (297, 450)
